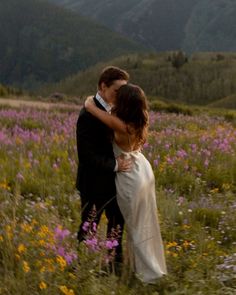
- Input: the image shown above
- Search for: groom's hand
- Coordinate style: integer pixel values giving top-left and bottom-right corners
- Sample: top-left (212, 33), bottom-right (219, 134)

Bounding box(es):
top-left (116, 156), bottom-right (132, 172)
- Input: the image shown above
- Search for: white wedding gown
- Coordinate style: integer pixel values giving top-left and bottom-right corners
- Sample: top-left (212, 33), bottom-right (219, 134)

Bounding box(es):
top-left (113, 142), bottom-right (167, 283)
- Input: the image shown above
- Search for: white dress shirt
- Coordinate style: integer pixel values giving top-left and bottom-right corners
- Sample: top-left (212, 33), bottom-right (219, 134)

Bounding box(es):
top-left (95, 92), bottom-right (112, 113)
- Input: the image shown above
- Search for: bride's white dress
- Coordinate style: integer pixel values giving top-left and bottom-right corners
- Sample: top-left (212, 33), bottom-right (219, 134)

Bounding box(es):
top-left (113, 142), bottom-right (167, 283)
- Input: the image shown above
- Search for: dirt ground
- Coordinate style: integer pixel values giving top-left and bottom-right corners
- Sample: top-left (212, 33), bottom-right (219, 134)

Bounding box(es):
top-left (0, 98), bottom-right (81, 110)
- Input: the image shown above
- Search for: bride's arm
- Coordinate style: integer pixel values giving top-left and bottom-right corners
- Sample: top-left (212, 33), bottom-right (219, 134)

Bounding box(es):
top-left (85, 96), bottom-right (127, 133)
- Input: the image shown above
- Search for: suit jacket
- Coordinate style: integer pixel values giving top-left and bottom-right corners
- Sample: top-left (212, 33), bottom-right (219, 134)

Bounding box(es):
top-left (76, 97), bottom-right (116, 199)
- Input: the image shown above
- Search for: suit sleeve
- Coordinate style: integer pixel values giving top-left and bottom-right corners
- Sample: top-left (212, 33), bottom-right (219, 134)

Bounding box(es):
top-left (76, 110), bottom-right (116, 172)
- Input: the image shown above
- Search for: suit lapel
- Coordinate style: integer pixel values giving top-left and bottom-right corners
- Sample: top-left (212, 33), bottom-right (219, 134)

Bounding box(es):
top-left (93, 96), bottom-right (107, 112)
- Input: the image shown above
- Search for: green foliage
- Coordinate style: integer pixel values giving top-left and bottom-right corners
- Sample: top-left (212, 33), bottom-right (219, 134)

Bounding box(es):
top-left (21, 119), bottom-right (45, 130)
top-left (208, 95), bottom-right (236, 109)
top-left (0, 84), bottom-right (8, 97)
top-left (0, 0), bottom-right (142, 90)
top-left (150, 101), bottom-right (193, 116)
top-left (194, 208), bottom-right (221, 228)
top-left (169, 51), bottom-right (188, 70)
top-left (0, 105), bottom-right (236, 294)
top-left (42, 52), bottom-right (236, 109)
top-left (0, 84), bottom-right (23, 97)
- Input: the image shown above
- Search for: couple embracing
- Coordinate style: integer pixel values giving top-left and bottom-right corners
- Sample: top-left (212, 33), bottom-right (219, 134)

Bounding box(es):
top-left (76, 66), bottom-right (167, 284)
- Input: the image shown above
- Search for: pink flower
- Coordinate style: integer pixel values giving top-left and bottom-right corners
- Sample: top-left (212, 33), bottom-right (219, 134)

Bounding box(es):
top-left (54, 226), bottom-right (70, 240)
top-left (82, 221), bottom-right (90, 232)
top-left (84, 237), bottom-right (98, 251)
top-left (104, 239), bottom-right (118, 250)
top-left (57, 246), bottom-right (65, 256)
top-left (112, 240), bottom-right (119, 247)
top-left (65, 253), bottom-right (77, 265)
top-left (153, 159), bottom-right (159, 167)
top-left (204, 159), bottom-right (209, 167)
top-left (105, 240), bottom-right (113, 250)
top-left (92, 222), bottom-right (97, 232)
top-left (16, 172), bottom-right (24, 182)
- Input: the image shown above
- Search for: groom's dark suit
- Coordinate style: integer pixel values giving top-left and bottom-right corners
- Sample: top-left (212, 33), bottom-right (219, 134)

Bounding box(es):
top-left (76, 97), bottom-right (124, 264)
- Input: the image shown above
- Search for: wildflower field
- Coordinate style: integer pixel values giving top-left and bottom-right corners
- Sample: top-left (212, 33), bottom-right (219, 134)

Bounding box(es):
top-left (0, 104), bottom-right (235, 295)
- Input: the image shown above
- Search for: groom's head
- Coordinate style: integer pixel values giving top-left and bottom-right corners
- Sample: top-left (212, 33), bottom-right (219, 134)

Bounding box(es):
top-left (98, 66), bottom-right (129, 105)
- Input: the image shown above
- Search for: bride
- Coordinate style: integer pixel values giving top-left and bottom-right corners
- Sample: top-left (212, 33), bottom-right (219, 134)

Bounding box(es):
top-left (85, 83), bottom-right (167, 283)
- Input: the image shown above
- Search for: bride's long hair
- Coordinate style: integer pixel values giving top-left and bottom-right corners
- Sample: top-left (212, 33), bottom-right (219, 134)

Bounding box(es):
top-left (112, 84), bottom-right (149, 147)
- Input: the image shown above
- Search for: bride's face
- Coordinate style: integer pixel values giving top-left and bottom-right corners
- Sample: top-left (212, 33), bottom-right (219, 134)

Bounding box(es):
top-left (100, 80), bottom-right (127, 105)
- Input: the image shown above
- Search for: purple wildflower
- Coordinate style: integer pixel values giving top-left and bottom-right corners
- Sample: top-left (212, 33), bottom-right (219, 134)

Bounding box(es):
top-left (54, 226), bottom-right (70, 240)
top-left (82, 221), bottom-right (90, 232)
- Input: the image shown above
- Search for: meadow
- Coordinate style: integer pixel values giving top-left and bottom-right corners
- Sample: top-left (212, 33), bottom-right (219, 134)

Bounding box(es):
top-left (0, 104), bottom-right (235, 295)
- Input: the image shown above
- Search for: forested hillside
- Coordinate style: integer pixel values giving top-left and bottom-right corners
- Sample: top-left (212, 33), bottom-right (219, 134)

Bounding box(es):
top-left (0, 0), bottom-right (142, 90)
top-left (50, 0), bottom-right (236, 53)
top-left (183, 0), bottom-right (236, 52)
top-left (50, 0), bottom-right (198, 51)
top-left (41, 52), bottom-right (236, 108)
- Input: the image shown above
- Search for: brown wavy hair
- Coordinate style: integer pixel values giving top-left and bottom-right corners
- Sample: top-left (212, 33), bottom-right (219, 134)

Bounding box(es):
top-left (112, 84), bottom-right (149, 147)
top-left (98, 66), bottom-right (129, 89)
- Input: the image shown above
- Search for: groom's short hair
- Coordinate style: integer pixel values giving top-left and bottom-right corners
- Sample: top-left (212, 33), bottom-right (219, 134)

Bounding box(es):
top-left (98, 66), bottom-right (129, 89)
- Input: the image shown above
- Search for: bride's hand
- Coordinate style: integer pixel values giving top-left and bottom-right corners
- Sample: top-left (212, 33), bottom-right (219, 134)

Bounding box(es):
top-left (84, 96), bottom-right (94, 110)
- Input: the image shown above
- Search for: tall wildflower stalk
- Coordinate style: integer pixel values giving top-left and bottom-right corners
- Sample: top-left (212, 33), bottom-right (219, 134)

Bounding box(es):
top-left (81, 207), bottom-right (120, 274)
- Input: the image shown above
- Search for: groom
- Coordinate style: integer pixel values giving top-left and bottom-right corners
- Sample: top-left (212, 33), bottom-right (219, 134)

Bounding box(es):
top-left (76, 66), bottom-right (131, 268)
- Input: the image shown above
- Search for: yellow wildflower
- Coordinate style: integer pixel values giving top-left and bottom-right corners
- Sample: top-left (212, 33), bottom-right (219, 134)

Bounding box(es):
top-left (210, 188), bottom-right (219, 194)
top-left (15, 254), bottom-right (21, 260)
top-left (69, 272), bottom-right (76, 280)
top-left (5, 225), bottom-right (13, 240)
top-left (182, 240), bottom-right (190, 249)
top-left (38, 225), bottom-right (50, 238)
top-left (38, 239), bottom-right (46, 247)
top-left (45, 258), bottom-right (55, 272)
top-left (47, 264), bottom-right (55, 273)
top-left (56, 255), bottom-right (67, 271)
top-left (31, 219), bottom-right (38, 226)
top-left (22, 261), bottom-right (30, 273)
top-left (182, 224), bottom-right (191, 230)
top-left (45, 258), bottom-right (53, 265)
top-left (47, 235), bottom-right (55, 246)
top-left (166, 241), bottom-right (178, 249)
top-left (21, 223), bottom-right (33, 233)
top-left (59, 285), bottom-right (75, 295)
top-left (0, 235), bottom-right (3, 242)
top-left (0, 180), bottom-right (11, 191)
top-left (18, 243), bottom-right (26, 254)
top-left (159, 162), bottom-right (165, 172)
top-left (39, 281), bottom-right (47, 290)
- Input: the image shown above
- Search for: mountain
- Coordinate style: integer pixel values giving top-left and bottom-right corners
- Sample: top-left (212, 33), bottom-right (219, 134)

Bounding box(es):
top-left (183, 0), bottom-right (236, 52)
top-left (50, 0), bottom-right (236, 53)
top-left (0, 0), bottom-right (143, 90)
top-left (41, 52), bottom-right (236, 108)
top-left (49, 0), bottom-right (198, 51)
